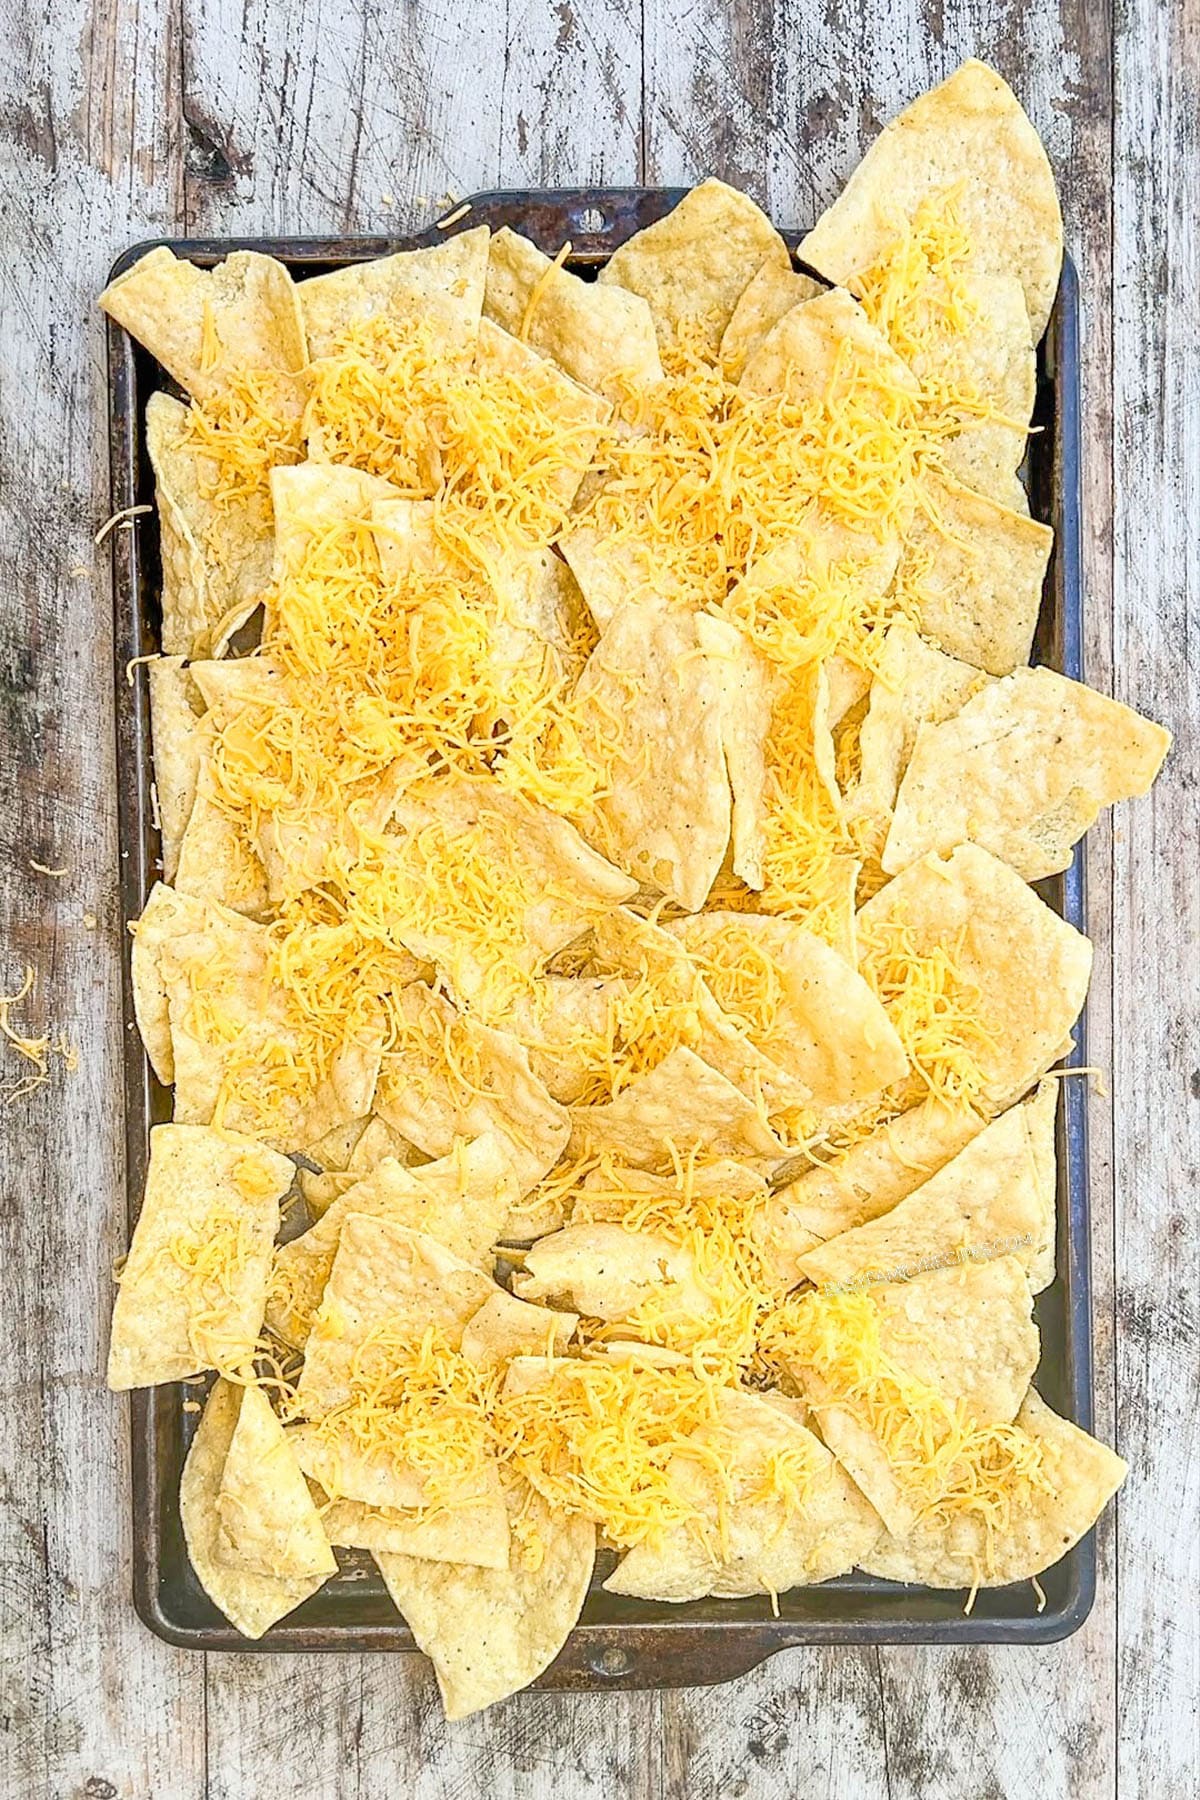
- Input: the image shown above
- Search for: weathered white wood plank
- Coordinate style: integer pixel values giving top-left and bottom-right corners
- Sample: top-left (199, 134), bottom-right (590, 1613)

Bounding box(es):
top-left (1111, 3), bottom-right (1200, 1796)
top-left (0, 0), bottom-right (206, 1795)
top-left (178, 0), bottom-right (510, 235)
top-left (497, 0), bottom-right (642, 187)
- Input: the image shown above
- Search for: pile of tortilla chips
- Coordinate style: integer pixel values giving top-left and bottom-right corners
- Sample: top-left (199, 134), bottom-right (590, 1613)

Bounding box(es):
top-left (104, 61), bottom-right (1166, 1718)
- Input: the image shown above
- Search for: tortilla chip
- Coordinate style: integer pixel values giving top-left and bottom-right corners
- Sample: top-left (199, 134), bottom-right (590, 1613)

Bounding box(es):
top-left (572, 597), bottom-right (732, 911)
top-left (693, 613), bottom-right (775, 890)
top-left (180, 1378), bottom-right (330, 1638)
top-left (883, 666), bottom-right (1171, 880)
top-left (798, 60), bottom-right (1063, 340)
top-left (371, 987), bottom-right (566, 1197)
top-left (766, 1094), bottom-right (992, 1248)
top-left (848, 621), bottom-right (993, 833)
top-left (569, 1045), bottom-right (784, 1170)
top-left (375, 1475), bottom-right (595, 1719)
top-left (585, 905), bottom-right (809, 1112)
top-left (598, 179), bottom-right (791, 354)
top-left (289, 1415), bottom-right (507, 1549)
top-left (146, 392), bottom-right (275, 657)
top-left (150, 892), bottom-right (385, 1149)
top-left (857, 843), bottom-right (1093, 1109)
top-left (172, 764), bottom-right (272, 919)
top-left (860, 1388), bottom-right (1126, 1587)
top-left (269, 460), bottom-right (404, 577)
top-left (321, 1494), bottom-right (511, 1568)
top-left (473, 319), bottom-right (609, 513)
top-left (604, 1388), bottom-right (880, 1600)
top-left (796, 1080), bottom-right (1058, 1293)
top-left (719, 260), bottom-right (826, 379)
top-left (268, 1137), bottom-right (518, 1346)
top-left (297, 1216), bottom-right (495, 1413)
top-left (512, 1221), bottom-right (709, 1324)
top-left (380, 772), bottom-right (636, 1015)
top-left (107, 1123), bottom-right (291, 1388)
top-left (299, 228), bottom-right (489, 361)
top-left (668, 912), bottom-right (909, 1110)
top-left (130, 881), bottom-right (204, 1084)
top-left (299, 1115), bottom-right (421, 1217)
top-left (901, 473), bottom-right (1053, 676)
top-left (147, 657), bottom-right (206, 884)
top-left (739, 286), bottom-right (919, 404)
top-left (497, 975), bottom-right (627, 1104)
top-left (484, 228), bottom-right (663, 397)
top-left (793, 1256), bottom-right (1040, 1537)
top-left (214, 1384), bottom-right (337, 1580)
top-left (461, 1289), bottom-right (579, 1368)
top-left (931, 273), bottom-right (1036, 499)
top-left (556, 521), bottom-right (679, 632)
top-left (100, 246), bottom-right (307, 408)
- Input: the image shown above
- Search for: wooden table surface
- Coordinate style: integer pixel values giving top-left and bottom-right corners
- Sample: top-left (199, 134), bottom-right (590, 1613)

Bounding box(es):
top-left (1, 1), bottom-right (1196, 1794)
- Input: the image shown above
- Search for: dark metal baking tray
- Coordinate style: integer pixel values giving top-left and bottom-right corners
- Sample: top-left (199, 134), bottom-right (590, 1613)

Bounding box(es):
top-left (106, 191), bottom-right (1090, 1684)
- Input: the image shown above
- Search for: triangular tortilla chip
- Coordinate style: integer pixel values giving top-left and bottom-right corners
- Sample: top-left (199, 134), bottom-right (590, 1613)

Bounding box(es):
top-left (847, 620), bottom-right (993, 834)
top-left (147, 656), bottom-right (206, 884)
top-left (739, 286), bottom-right (919, 405)
top-left (693, 612), bottom-right (775, 891)
top-left (288, 1419), bottom-right (507, 1542)
top-left (146, 392), bottom-right (275, 657)
top-left (268, 1137), bottom-right (518, 1346)
top-left (900, 473), bottom-right (1053, 676)
top-left (372, 983), bottom-right (568, 1188)
top-left (377, 772), bottom-right (636, 1016)
top-left (297, 1216), bottom-right (495, 1413)
top-left (320, 1494), bottom-right (511, 1568)
top-left (598, 179), bottom-right (791, 354)
top-left (497, 974), bottom-right (627, 1104)
top-left (883, 666), bottom-right (1171, 879)
top-left (172, 761), bottom-right (271, 920)
top-left (798, 60), bottom-right (1062, 340)
top-left (859, 1388), bottom-right (1126, 1587)
top-left (147, 890), bottom-right (386, 1149)
top-left (180, 1378), bottom-right (330, 1638)
top-left (765, 1094), bottom-right (992, 1251)
top-left (512, 1220), bottom-right (710, 1325)
top-left (484, 227), bottom-right (663, 397)
top-left (586, 906), bottom-right (810, 1113)
top-left (604, 1388), bottom-right (880, 1600)
top-left (787, 1256), bottom-right (1040, 1538)
top-left (269, 460), bottom-right (405, 578)
top-left (569, 1045), bottom-right (784, 1170)
top-left (298, 1115), bottom-right (419, 1218)
top-left (556, 519), bottom-right (684, 632)
top-left (796, 1080), bottom-right (1058, 1293)
top-left (298, 228), bottom-right (489, 361)
top-left (107, 1124), bottom-right (291, 1388)
top-left (856, 843), bottom-right (1092, 1109)
top-left (375, 1475), bottom-right (595, 1719)
top-left (668, 911), bottom-right (909, 1110)
top-left (100, 246), bottom-right (307, 409)
top-left (460, 1289), bottom-right (578, 1368)
top-left (473, 319), bottom-right (609, 514)
top-left (719, 260), bottom-right (826, 380)
top-left (130, 881), bottom-right (204, 1085)
top-left (214, 1384), bottom-right (337, 1580)
top-left (929, 273), bottom-right (1036, 499)
top-left (572, 597), bottom-right (732, 911)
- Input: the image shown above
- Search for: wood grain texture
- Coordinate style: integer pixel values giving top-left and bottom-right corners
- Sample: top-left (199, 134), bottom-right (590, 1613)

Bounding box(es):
top-left (0, 0), bottom-right (1195, 1795)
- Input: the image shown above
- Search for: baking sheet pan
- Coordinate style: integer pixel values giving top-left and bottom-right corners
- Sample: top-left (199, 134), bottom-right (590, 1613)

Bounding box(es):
top-left (106, 191), bottom-right (1091, 1684)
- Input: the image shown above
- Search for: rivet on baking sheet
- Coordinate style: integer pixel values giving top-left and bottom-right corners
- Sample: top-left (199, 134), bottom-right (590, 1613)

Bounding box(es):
top-left (590, 1646), bottom-right (632, 1676)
